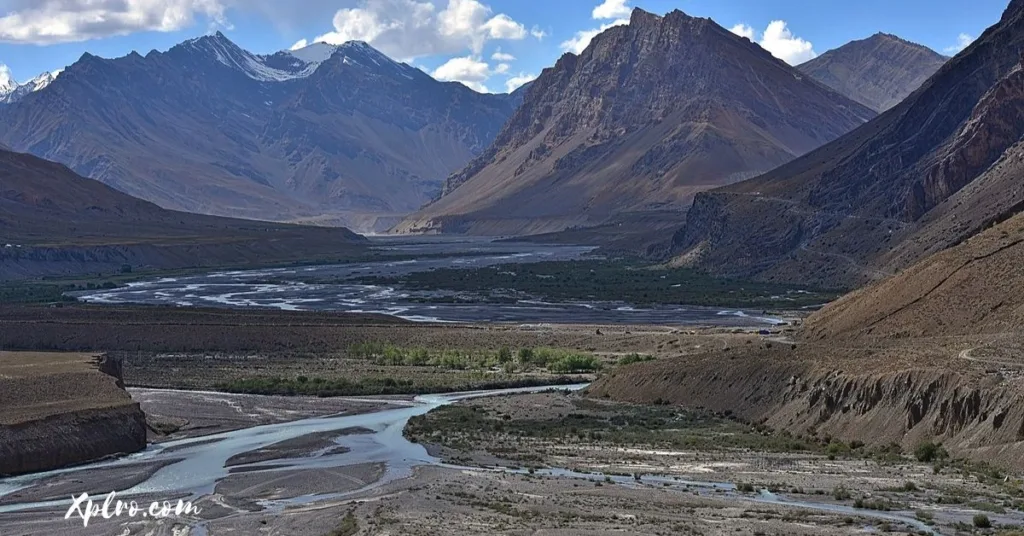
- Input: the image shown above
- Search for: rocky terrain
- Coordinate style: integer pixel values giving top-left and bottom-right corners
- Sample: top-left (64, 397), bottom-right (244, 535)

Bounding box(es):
top-left (0, 352), bottom-right (146, 476)
top-left (0, 36), bottom-right (520, 232)
top-left (673, 0), bottom-right (1024, 289)
top-left (395, 8), bottom-right (875, 237)
top-left (798, 33), bottom-right (947, 112)
top-left (0, 148), bottom-right (367, 280)
top-left (593, 201), bottom-right (1024, 472)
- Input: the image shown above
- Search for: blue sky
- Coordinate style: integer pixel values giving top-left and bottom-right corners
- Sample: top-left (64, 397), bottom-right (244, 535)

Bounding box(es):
top-left (0, 0), bottom-right (1010, 93)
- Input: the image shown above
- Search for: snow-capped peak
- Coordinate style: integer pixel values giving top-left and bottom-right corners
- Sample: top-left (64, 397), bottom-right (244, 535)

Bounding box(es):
top-left (0, 64), bottom-right (16, 93)
top-left (0, 66), bottom-right (62, 104)
top-left (287, 42), bottom-right (341, 65)
top-left (179, 31), bottom-right (325, 82)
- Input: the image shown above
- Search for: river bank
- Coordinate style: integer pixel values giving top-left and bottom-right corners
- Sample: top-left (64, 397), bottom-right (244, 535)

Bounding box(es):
top-left (6, 385), bottom-right (1022, 535)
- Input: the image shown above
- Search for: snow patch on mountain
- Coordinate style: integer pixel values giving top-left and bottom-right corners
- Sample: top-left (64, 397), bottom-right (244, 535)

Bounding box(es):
top-left (287, 42), bottom-right (340, 65)
top-left (0, 67), bottom-right (61, 104)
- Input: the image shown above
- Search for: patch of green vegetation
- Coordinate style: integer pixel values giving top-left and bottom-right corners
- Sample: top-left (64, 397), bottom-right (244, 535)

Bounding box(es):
top-left (974, 513), bottom-right (992, 528)
top-left (347, 342), bottom-right (603, 373)
top-left (327, 512), bottom-right (359, 536)
top-left (914, 441), bottom-right (949, 463)
top-left (406, 398), bottom-right (822, 456)
top-left (215, 375), bottom-right (583, 397)
top-left (355, 259), bottom-right (838, 308)
top-left (0, 283), bottom-right (83, 304)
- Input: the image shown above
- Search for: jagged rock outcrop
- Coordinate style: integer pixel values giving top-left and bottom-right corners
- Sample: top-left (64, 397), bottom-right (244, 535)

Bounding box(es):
top-left (0, 353), bottom-right (147, 476)
top-left (798, 33), bottom-right (947, 112)
top-left (672, 0), bottom-right (1024, 289)
top-left (395, 8), bottom-right (874, 236)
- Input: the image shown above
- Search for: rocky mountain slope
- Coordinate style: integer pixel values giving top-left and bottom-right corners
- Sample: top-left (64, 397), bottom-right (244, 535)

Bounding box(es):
top-left (0, 148), bottom-right (367, 280)
top-left (804, 209), bottom-right (1024, 340)
top-left (591, 202), bottom-right (1024, 471)
top-left (798, 33), bottom-right (947, 112)
top-left (674, 0), bottom-right (1024, 289)
top-left (394, 9), bottom-right (875, 236)
top-left (0, 352), bottom-right (146, 476)
top-left (0, 35), bottom-right (518, 232)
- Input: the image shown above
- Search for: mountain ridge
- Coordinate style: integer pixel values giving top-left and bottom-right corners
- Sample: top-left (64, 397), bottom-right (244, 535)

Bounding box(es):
top-left (0, 34), bottom-right (519, 233)
top-left (0, 147), bottom-right (367, 280)
top-left (672, 0), bottom-right (1024, 289)
top-left (394, 8), bottom-right (876, 237)
top-left (798, 32), bottom-right (947, 112)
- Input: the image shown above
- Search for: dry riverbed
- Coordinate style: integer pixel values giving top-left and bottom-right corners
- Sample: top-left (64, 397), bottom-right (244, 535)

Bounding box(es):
top-left (401, 392), bottom-right (1024, 535)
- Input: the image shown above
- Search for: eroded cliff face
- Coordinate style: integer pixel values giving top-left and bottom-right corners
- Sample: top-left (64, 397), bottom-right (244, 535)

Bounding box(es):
top-left (588, 355), bottom-right (1024, 469)
top-left (0, 405), bottom-right (147, 476)
top-left (0, 353), bottom-right (147, 476)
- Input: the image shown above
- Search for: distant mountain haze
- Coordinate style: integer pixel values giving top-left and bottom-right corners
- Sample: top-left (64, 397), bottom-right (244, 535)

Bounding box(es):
top-left (0, 34), bottom-right (519, 233)
top-left (0, 147), bottom-right (367, 280)
top-left (798, 33), bottom-right (947, 112)
top-left (394, 9), bottom-right (877, 237)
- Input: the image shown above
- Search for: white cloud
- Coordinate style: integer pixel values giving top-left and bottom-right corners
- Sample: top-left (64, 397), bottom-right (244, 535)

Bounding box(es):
top-left (728, 20), bottom-right (816, 65)
top-left (944, 33), bottom-right (974, 54)
top-left (491, 49), bottom-right (515, 61)
top-left (481, 13), bottom-right (526, 40)
top-left (530, 25), bottom-right (547, 41)
top-left (0, 64), bottom-right (15, 91)
top-left (729, 23), bottom-right (755, 41)
top-left (314, 0), bottom-right (527, 60)
top-left (431, 55), bottom-right (493, 92)
top-left (560, 18), bottom-right (628, 55)
top-left (0, 0), bottom-right (230, 45)
top-left (430, 54), bottom-right (530, 93)
top-left (560, 0), bottom-right (633, 56)
top-left (289, 38), bottom-right (309, 50)
top-left (592, 0), bottom-right (631, 20)
top-left (504, 72), bottom-right (535, 93)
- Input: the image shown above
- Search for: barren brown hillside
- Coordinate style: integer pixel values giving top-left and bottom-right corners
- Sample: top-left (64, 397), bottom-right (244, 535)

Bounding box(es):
top-left (674, 0), bottom-right (1024, 289)
top-left (395, 8), bottom-right (873, 237)
top-left (804, 211), bottom-right (1024, 340)
top-left (0, 148), bottom-right (367, 279)
top-left (592, 199), bottom-right (1024, 470)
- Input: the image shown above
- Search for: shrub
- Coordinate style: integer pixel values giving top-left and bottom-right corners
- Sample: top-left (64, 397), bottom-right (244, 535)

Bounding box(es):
top-left (914, 441), bottom-right (948, 462)
top-left (973, 514), bottom-right (992, 528)
top-left (548, 354), bottom-right (603, 373)
top-left (832, 486), bottom-right (851, 501)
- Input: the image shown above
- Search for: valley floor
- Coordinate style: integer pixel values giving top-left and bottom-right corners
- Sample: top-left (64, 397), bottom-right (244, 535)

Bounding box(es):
top-left (3, 305), bottom-right (1024, 535)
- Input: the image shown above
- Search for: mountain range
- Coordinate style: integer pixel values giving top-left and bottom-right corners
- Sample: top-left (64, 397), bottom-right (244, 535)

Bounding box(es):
top-left (797, 33), bottom-right (947, 112)
top-left (0, 70), bottom-right (59, 104)
top-left (673, 0), bottom-right (1024, 289)
top-left (0, 146), bottom-right (366, 280)
top-left (0, 11), bottom-right (953, 242)
top-left (0, 34), bottom-right (521, 233)
top-left (394, 9), bottom-right (880, 236)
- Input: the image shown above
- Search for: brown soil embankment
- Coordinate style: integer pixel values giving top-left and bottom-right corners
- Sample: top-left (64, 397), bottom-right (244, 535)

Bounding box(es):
top-left (0, 352), bottom-right (147, 476)
top-left (589, 339), bottom-right (1024, 470)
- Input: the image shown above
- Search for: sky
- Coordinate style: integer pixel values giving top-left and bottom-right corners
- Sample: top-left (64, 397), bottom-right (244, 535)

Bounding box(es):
top-left (0, 0), bottom-right (1011, 94)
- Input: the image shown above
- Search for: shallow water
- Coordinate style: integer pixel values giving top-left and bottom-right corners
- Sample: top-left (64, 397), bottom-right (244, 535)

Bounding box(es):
top-left (73, 239), bottom-right (785, 326)
top-left (0, 384), bottom-right (937, 534)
